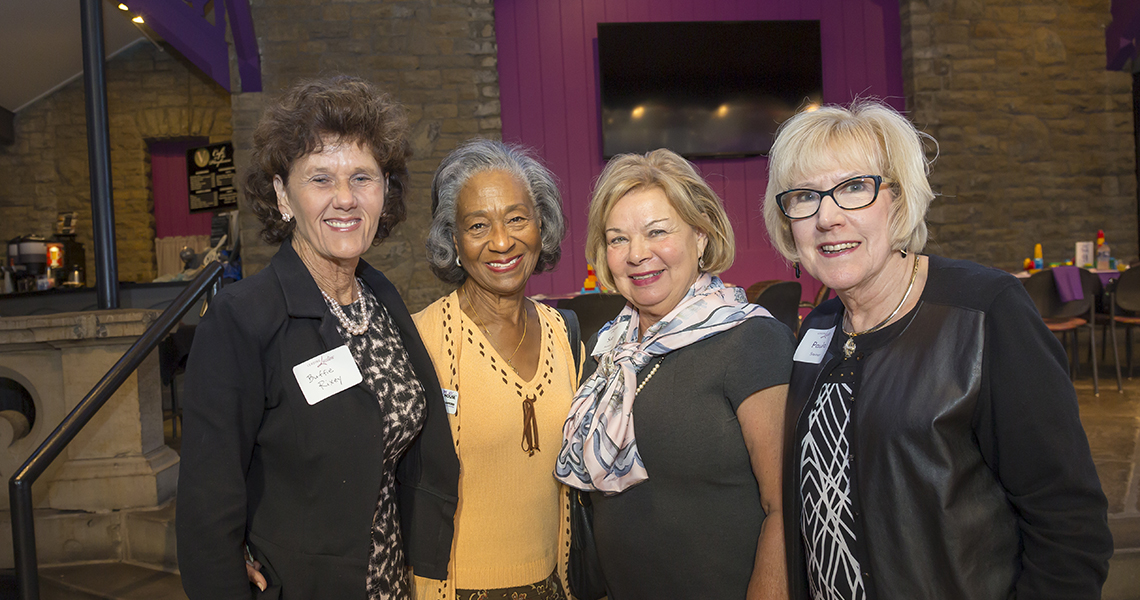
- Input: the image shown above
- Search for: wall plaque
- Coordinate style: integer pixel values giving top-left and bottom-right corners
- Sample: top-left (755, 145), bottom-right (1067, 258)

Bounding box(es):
top-left (187, 142), bottom-right (237, 212)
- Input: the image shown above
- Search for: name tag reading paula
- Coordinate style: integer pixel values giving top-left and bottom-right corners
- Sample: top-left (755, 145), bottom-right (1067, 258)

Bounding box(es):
top-left (794, 327), bottom-right (835, 365)
top-left (293, 345), bottom-right (364, 405)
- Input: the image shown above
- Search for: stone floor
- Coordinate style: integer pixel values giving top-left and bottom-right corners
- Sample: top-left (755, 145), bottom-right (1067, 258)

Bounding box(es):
top-left (150, 362), bottom-right (1140, 598)
top-left (1072, 360), bottom-right (1140, 599)
top-left (1077, 364), bottom-right (1140, 519)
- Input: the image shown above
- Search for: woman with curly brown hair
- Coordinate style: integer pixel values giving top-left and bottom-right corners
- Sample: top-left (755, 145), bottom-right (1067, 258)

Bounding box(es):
top-left (176, 75), bottom-right (459, 599)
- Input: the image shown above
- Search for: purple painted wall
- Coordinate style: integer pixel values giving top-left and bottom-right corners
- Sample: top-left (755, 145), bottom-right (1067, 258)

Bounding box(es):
top-left (1107, 0), bottom-right (1140, 70)
top-left (495, 0), bottom-right (904, 299)
top-left (151, 139), bottom-right (213, 239)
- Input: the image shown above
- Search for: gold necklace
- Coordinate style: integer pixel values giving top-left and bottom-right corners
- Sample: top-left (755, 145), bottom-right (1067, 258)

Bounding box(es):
top-left (841, 254), bottom-right (921, 359)
top-left (463, 290), bottom-right (528, 367)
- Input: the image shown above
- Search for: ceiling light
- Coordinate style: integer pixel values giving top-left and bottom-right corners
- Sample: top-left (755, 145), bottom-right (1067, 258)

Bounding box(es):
top-left (118, 3), bottom-right (129, 10)
top-left (631, 106), bottom-right (645, 119)
top-left (132, 15), bottom-right (144, 23)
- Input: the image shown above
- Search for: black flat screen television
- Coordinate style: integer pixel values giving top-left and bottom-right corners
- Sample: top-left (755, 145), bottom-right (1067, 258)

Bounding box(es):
top-left (598, 20), bottom-right (823, 159)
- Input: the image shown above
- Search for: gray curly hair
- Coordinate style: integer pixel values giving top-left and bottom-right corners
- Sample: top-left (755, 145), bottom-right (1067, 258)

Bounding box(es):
top-left (426, 138), bottom-right (566, 285)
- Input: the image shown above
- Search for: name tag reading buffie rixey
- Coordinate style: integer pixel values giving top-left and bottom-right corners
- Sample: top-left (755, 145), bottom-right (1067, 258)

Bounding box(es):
top-left (794, 327), bottom-right (835, 364)
top-left (293, 345), bottom-right (363, 405)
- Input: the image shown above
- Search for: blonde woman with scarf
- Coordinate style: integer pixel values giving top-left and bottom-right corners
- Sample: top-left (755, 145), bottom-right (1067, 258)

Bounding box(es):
top-left (556, 149), bottom-right (794, 600)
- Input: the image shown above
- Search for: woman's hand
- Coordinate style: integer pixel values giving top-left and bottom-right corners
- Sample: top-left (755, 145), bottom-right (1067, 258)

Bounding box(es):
top-left (245, 544), bottom-right (267, 592)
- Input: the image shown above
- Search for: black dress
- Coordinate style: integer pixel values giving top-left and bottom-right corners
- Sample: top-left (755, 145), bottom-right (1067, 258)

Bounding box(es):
top-left (586, 318), bottom-right (795, 600)
top-left (336, 286), bottom-right (427, 599)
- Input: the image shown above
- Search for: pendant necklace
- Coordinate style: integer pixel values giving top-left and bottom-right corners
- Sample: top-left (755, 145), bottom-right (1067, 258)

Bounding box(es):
top-left (841, 255), bottom-right (921, 359)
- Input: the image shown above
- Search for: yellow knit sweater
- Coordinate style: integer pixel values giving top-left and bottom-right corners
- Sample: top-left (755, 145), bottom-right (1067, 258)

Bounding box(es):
top-left (411, 292), bottom-right (579, 598)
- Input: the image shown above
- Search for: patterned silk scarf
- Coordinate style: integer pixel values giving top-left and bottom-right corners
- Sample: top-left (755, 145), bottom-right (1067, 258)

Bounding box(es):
top-left (554, 274), bottom-right (772, 494)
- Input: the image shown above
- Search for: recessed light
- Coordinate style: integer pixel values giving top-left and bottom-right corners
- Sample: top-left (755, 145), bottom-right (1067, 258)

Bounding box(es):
top-left (118, 3), bottom-right (129, 10)
top-left (132, 15), bottom-right (144, 23)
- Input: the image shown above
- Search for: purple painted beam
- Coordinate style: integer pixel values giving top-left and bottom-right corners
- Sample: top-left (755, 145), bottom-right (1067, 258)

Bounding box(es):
top-left (127, 0), bottom-right (229, 90)
top-left (123, 0), bottom-right (261, 92)
top-left (225, 0), bottom-right (262, 92)
top-left (1107, 0), bottom-right (1140, 71)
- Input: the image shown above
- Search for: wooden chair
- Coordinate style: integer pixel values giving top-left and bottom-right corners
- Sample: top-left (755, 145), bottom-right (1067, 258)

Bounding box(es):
top-left (1022, 268), bottom-right (1107, 394)
top-left (746, 280), bottom-right (802, 335)
top-left (556, 293), bottom-right (628, 347)
top-left (802, 284), bottom-right (831, 311)
top-left (1109, 267), bottom-right (1140, 384)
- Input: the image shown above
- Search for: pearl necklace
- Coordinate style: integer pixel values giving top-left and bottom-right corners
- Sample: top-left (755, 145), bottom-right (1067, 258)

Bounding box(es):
top-left (635, 361), bottom-right (662, 395)
top-left (320, 278), bottom-right (370, 336)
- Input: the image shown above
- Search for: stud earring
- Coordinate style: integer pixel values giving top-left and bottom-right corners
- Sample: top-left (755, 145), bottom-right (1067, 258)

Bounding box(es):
top-left (456, 256), bottom-right (461, 268)
top-left (794, 263), bottom-right (801, 279)
top-left (282, 213), bottom-right (292, 223)
top-left (698, 257), bottom-right (706, 270)
top-left (901, 248), bottom-right (908, 258)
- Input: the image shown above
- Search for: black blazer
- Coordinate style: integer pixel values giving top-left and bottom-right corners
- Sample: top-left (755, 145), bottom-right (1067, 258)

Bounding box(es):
top-left (782, 256), bottom-right (1111, 599)
top-left (176, 239), bottom-right (459, 599)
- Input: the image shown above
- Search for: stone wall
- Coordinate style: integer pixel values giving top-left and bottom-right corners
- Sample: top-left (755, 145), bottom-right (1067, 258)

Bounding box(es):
top-left (236, 0), bottom-right (501, 311)
top-left (0, 1), bottom-right (1132, 293)
top-left (0, 42), bottom-right (231, 284)
top-left (901, 0), bottom-right (1137, 268)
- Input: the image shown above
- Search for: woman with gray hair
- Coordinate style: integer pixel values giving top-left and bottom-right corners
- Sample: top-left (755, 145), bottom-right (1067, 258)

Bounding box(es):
top-left (409, 138), bottom-right (578, 600)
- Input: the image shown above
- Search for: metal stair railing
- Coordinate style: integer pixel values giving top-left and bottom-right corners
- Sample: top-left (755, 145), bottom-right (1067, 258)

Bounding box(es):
top-left (8, 261), bottom-right (224, 600)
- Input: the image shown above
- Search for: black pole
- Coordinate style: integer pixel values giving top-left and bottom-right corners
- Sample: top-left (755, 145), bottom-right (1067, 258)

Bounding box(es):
top-left (9, 481), bottom-right (36, 600)
top-left (81, 0), bottom-right (119, 309)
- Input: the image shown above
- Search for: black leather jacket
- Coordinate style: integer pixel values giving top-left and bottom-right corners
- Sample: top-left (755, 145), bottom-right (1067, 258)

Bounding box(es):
top-left (783, 256), bottom-right (1111, 600)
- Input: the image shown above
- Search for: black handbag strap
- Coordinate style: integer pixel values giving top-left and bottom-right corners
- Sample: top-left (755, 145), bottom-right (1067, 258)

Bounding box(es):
top-left (556, 307), bottom-right (582, 373)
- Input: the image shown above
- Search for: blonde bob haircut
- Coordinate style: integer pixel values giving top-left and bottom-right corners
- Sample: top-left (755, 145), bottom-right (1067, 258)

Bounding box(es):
top-left (762, 99), bottom-right (937, 263)
top-left (586, 148), bottom-right (735, 291)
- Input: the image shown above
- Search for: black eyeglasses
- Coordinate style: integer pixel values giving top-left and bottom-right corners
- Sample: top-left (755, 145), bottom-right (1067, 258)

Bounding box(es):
top-left (775, 175), bottom-right (889, 220)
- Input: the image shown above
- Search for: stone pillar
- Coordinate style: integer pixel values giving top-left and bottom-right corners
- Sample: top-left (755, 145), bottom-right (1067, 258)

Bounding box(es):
top-left (0, 309), bottom-right (177, 511)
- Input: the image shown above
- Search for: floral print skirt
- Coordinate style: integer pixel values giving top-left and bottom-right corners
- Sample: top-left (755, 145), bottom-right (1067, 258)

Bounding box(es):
top-left (456, 570), bottom-right (566, 600)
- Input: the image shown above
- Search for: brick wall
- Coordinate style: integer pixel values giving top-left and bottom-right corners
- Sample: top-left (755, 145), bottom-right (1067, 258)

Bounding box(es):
top-left (0, 42), bottom-right (231, 284)
top-left (901, 0), bottom-right (1137, 268)
top-left (236, 0), bottom-right (501, 311)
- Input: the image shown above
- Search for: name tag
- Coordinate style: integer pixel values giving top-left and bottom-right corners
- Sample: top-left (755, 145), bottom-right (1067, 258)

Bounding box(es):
top-left (442, 388), bottom-right (458, 415)
top-left (794, 327), bottom-right (835, 364)
top-left (593, 325), bottom-right (621, 355)
top-left (292, 345), bottom-right (363, 405)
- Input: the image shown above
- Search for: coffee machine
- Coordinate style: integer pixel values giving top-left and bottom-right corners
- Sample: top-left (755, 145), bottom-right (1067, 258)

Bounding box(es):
top-left (52, 212), bottom-right (85, 288)
top-left (2, 213), bottom-right (88, 293)
top-left (8, 234), bottom-right (46, 292)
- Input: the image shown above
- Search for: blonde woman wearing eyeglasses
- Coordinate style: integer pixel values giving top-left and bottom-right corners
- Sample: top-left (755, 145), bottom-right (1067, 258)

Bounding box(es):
top-left (762, 99), bottom-right (1112, 600)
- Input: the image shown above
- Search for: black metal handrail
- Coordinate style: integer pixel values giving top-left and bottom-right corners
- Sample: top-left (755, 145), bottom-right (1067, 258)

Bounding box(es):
top-left (8, 261), bottom-right (223, 600)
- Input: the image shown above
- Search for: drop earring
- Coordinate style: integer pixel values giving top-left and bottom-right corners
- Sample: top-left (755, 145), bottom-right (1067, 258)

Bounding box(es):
top-left (794, 263), bottom-right (801, 279)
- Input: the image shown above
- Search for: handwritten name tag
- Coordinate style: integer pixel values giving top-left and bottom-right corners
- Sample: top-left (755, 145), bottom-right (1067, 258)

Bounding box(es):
top-left (794, 327), bottom-right (835, 364)
top-left (593, 325), bottom-right (621, 356)
top-left (292, 345), bottom-right (363, 405)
